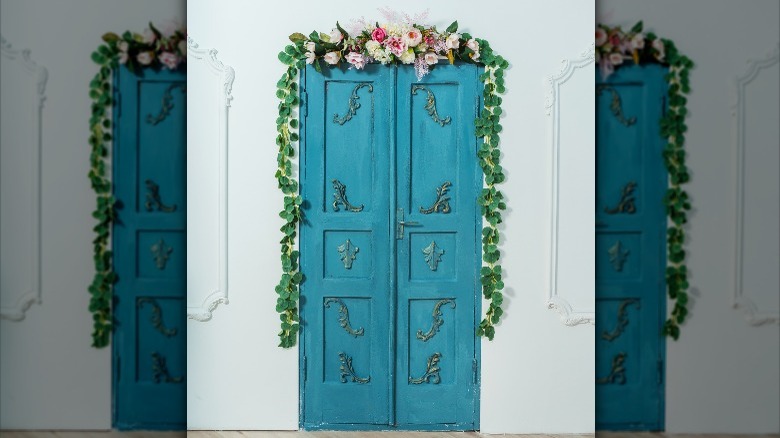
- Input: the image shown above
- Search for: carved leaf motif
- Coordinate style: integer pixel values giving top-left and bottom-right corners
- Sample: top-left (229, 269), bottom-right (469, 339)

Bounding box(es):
top-left (146, 83), bottom-right (186, 125)
top-left (337, 239), bottom-right (359, 269)
top-left (608, 240), bottom-right (630, 272)
top-left (412, 85), bottom-right (451, 126)
top-left (597, 84), bottom-right (636, 126)
top-left (419, 182), bottom-right (452, 214)
top-left (338, 352), bottom-right (370, 384)
top-left (333, 83), bottom-right (373, 125)
top-left (416, 299), bottom-right (456, 342)
top-left (409, 352), bottom-right (442, 384)
top-left (324, 298), bottom-right (364, 337)
top-left (422, 240), bottom-right (444, 271)
top-left (596, 352), bottom-right (627, 385)
top-left (332, 179), bottom-right (364, 212)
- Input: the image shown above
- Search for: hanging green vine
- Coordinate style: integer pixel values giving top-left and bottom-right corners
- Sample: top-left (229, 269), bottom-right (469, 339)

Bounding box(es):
top-left (596, 21), bottom-right (693, 339)
top-left (274, 18), bottom-right (508, 347)
top-left (88, 23), bottom-right (186, 348)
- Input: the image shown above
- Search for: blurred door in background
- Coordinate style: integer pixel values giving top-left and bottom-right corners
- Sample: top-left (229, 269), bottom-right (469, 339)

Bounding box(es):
top-left (595, 64), bottom-right (667, 430)
top-left (112, 65), bottom-right (186, 429)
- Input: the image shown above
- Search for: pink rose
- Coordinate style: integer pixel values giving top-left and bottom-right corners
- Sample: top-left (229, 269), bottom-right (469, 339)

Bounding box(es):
top-left (403, 28), bottom-right (422, 47)
top-left (323, 51), bottom-right (340, 65)
top-left (595, 28), bottom-right (607, 46)
top-left (424, 52), bottom-right (438, 65)
top-left (608, 52), bottom-right (624, 65)
top-left (346, 52), bottom-right (366, 69)
top-left (424, 35), bottom-right (435, 46)
top-left (609, 33), bottom-right (621, 47)
top-left (136, 51), bottom-right (153, 65)
top-left (384, 36), bottom-right (406, 57)
top-left (158, 52), bottom-right (180, 69)
top-left (371, 27), bottom-right (387, 43)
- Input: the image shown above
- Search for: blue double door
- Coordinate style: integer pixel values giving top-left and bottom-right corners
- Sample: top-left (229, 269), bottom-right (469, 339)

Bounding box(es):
top-left (112, 66), bottom-right (186, 429)
top-left (300, 64), bottom-right (481, 430)
top-left (595, 65), bottom-right (668, 430)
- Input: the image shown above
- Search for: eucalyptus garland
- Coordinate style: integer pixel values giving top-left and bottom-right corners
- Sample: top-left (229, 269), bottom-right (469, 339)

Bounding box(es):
top-left (88, 23), bottom-right (186, 348)
top-left (596, 21), bottom-right (693, 339)
top-left (275, 18), bottom-right (508, 348)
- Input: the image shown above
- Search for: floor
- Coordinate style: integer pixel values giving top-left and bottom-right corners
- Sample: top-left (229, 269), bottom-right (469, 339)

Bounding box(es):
top-left (2, 432), bottom-right (778, 438)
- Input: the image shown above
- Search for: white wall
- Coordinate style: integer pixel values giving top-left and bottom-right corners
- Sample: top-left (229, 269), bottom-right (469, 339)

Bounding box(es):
top-left (598, 0), bottom-right (780, 433)
top-left (0, 0), bottom-right (185, 429)
top-left (187, 0), bottom-right (595, 433)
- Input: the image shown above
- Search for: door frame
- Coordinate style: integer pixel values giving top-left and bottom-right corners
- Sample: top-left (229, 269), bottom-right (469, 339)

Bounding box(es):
top-left (296, 64), bottom-right (483, 431)
top-left (595, 64), bottom-right (668, 431)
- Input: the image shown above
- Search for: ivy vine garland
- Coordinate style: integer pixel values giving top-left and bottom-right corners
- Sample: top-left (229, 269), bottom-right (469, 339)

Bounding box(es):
top-left (88, 23), bottom-right (187, 348)
top-left (275, 18), bottom-right (508, 348)
top-left (596, 21), bottom-right (693, 339)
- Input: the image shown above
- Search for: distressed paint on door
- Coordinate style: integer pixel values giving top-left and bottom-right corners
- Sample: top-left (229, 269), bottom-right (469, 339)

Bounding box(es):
top-left (595, 64), bottom-right (667, 431)
top-left (300, 64), bottom-right (481, 430)
top-left (113, 66), bottom-right (186, 430)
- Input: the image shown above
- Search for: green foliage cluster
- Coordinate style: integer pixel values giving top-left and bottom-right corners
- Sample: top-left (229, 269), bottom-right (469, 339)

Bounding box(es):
top-left (654, 36), bottom-right (694, 340)
top-left (274, 22), bottom-right (509, 347)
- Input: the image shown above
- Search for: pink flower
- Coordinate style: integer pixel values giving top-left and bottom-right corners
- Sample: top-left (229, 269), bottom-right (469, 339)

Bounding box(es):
top-left (608, 52), bottom-right (624, 65)
top-left (329, 28), bottom-right (343, 44)
top-left (424, 35), bottom-right (435, 46)
top-left (323, 51), bottom-right (340, 65)
top-left (158, 52), bottom-right (180, 69)
top-left (599, 54), bottom-right (615, 80)
top-left (595, 28), bottom-right (607, 46)
top-left (424, 52), bottom-right (438, 65)
top-left (371, 27), bottom-right (387, 43)
top-left (445, 33), bottom-right (460, 50)
top-left (609, 32), bottom-right (621, 47)
top-left (346, 52), bottom-right (366, 69)
top-left (137, 51), bottom-right (154, 65)
top-left (384, 36), bottom-right (406, 57)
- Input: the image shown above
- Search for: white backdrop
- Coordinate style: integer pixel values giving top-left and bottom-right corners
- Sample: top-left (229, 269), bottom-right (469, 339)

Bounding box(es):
top-left (187, 0), bottom-right (595, 433)
top-left (598, 0), bottom-right (780, 434)
top-left (0, 0), bottom-right (186, 429)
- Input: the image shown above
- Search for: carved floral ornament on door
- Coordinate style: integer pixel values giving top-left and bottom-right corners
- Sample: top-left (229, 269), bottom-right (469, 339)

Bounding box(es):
top-left (595, 21), bottom-right (694, 339)
top-left (274, 16), bottom-right (509, 348)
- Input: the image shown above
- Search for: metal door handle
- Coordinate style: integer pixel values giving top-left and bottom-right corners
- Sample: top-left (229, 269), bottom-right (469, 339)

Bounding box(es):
top-left (396, 208), bottom-right (421, 239)
top-left (399, 221), bottom-right (420, 226)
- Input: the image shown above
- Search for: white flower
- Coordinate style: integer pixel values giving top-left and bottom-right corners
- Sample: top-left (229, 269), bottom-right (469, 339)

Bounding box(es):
top-left (118, 41), bottom-right (129, 53)
top-left (471, 50), bottom-right (480, 61)
top-left (323, 51), bottom-right (340, 65)
top-left (158, 52), bottom-right (181, 69)
top-left (178, 40), bottom-right (186, 57)
top-left (374, 48), bottom-right (392, 64)
top-left (445, 33), bottom-right (460, 50)
top-left (424, 52), bottom-right (438, 65)
top-left (466, 38), bottom-right (479, 52)
top-left (652, 39), bottom-right (665, 59)
top-left (346, 52), bottom-right (366, 69)
top-left (305, 41), bottom-right (316, 52)
top-left (630, 33), bottom-right (645, 50)
top-left (330, 28), bottom-right (343, 44)
top-left (365, 40), bottom-right (381, 56)
top-left (305, 51), bottom-right (316, 64)
top-left (595, 28), bottom-right (608, 46)
top-left (399, 48), bottom-right (415, 64)
top-left (119, 52), bottom-right (128, 64)
top-left (608, 52), bottom-right (624, 65)
top-left (142, 28), bottom-right (156, 44)
top-left (402, 28), bottom-right (422, 47)
top-left (137, 51), bottom-right (153, 65)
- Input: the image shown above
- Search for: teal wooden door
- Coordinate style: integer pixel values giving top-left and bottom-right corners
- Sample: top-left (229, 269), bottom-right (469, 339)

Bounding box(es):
top-left (112, 66), bottom-right (186, 429)
top-left (300, 64), bottom-right (481, 430)
top-left (595, 64), bottom-right (667, 430)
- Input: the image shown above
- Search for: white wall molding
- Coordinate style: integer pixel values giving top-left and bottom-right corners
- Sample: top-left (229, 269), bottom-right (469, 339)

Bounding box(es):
top-left (186, 37), bottom-right (234, 322)
top-left (731, 42), bottom-right (780, 326)
top-left (544, 44), bottom-right (596, 326)
top-left (0, 35), bottom-right (47, 321)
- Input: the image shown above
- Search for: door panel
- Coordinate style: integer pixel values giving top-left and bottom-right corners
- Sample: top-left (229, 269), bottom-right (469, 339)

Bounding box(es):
top-left (595, 65), bottom-right (667, 430)
top-left (301, 64), bottom-right (480, 430)
top-left (113, 66), bottom-right (186, 429)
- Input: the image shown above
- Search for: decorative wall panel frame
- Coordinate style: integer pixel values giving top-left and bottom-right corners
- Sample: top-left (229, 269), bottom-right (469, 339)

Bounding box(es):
top-left (0, 36), bottom-right (48, 321)
top-left (186, 37), bottom-right (234, 321)
top-left (544, 44), bottom-right (596, 326)
top-left (731, 42), bottom-right (780, 326)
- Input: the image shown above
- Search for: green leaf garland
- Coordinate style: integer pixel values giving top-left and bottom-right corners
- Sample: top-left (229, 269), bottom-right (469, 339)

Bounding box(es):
top-left (597, 22), bottom-right (694, 340)
top-left (275, 20), bottom-right (508, 347)
top-left (88, 24), bottom-right (186, 348)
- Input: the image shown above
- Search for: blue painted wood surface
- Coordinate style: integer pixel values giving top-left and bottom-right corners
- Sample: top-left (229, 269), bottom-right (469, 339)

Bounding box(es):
top-left (112, 65), bottom-right (186, 430)
top-left (300, 63), bottom-right (481, 430)
top-left (595, 64), bottom-right (668, 431)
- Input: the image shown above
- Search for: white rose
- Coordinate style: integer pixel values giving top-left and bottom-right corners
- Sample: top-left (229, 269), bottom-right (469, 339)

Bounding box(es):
top-left (402, 28), bottom-right (422, 48)
top-left (652, 39), bottom-right (665, 59)
top-left (630, 33), bottom-right (645, 50)
top-left (330, 28), bottom-right (343, 44)
top-left (595, 28), bottom-right (608, 46)
top-left (608, 52), bottom-right (624, 65)
top-left (466, 38), bottom-right (479, 52)
top-left (445, 33), bottom-right (460, 49)
top-left (323, 51), bottom-right (340, 65)
top-left (346, 52), bottom-right (366, 69)
top-left (424, 52), bottom-right (438, 65)
top-left (305, 41), bottom-right (316, 52)
top-left (399, 48), bottom-right (415, 64)
top-left (137, 51), bottom-right (153, 65)
top-left (305, 51), bottom-right (316, 64)
top-left (142, 28), bottom-right (156, 44)
top-left (365, 40), bottom-right (381, 56)
top-left (118, 41), bottom-right (129, 52)
top-left (471, 50), bottom-right (480, 61)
